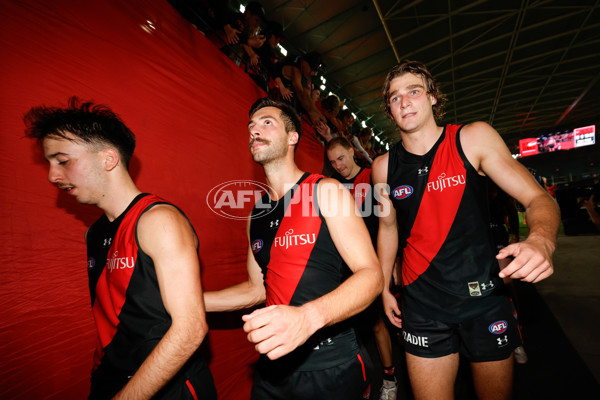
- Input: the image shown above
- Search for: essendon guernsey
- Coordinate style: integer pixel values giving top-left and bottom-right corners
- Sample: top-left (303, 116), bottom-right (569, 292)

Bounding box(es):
top-left (85, 193), bottom-right (212, 398)
top-left (249, 173), bottom-right (359, 372)
top-left (387, 124), bottom-right (503, 322)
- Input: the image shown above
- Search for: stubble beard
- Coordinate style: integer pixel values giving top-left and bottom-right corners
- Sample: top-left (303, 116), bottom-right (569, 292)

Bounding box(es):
top-left (250, 138), bottom-right (288, 166)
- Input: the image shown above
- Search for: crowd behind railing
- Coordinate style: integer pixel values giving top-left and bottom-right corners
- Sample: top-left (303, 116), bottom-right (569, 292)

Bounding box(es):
top-left (168, 0), bottom-right (386, 172)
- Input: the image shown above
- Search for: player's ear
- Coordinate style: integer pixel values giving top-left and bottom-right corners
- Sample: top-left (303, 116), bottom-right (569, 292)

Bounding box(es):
top-left (102, 148), bottom-right (120, 171)
top-left (288, 131), bottom-right (299, 147)
top-left (429, 93), bottom-right (438, 106)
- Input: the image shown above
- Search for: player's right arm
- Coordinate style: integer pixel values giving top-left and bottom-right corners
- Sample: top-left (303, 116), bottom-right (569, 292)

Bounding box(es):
top-left (372, 154), bottom-right (402, 328)
top-left (204, 217), bottom-right (266, 312)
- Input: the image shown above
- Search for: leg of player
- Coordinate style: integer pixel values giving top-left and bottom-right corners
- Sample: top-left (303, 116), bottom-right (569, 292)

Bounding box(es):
top-left (373, 316), bottom-right (397, 399)
top-left (405, 353), bottom-right (459, 400)
top-left (470, 356), bottom-right (514, 400)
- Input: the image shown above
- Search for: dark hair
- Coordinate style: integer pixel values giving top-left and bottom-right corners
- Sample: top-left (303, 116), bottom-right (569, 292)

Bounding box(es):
top-left (320, 94), bottom-right (341, 114)
top-left (245, 1), bottom-right (265, 20)
top-left (337, 108), bottom-right (354, 122)
top-left (249, 97), bottom-right (302, 150)
top-left (382, 60), bottom-right (446, 122)
top-left (303, 51), bottom-right (325, 73)
top-left (325, 136), bottom-right (352, 152)
top-left (264, 21), bottom-right (283, 40)
top-left (358, 127), bottom-right (372, 138)
top-left (24, 96), bottom-right (136, 168)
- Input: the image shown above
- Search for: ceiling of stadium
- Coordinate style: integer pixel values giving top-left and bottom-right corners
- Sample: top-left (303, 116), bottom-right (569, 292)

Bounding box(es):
top-left (259, 0), bottom-right (600, 150)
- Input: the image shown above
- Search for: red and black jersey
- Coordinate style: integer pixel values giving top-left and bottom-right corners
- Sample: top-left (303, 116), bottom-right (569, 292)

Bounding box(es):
top-left (332, 167), bottom-right (378, 246)
top-left (250, 173), bottom-right (359, 372)
top-left (387, 125), bottom-right (503, 322)
top-left (86, 194), bottom-right (214, 399)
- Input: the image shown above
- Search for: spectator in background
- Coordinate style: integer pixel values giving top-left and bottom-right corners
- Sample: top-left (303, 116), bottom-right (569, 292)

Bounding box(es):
top-left (250, 20), bottom-right (286, 92)
top-left (271, 51), bottom-right (326, 126)
top-left (355, 127), bottom-right (377, 167)
top-left (326, 137), bottom-right (399, 399)
top-left (338, 108), bottom-right (356, 137)
top-left (318, 94), bottom-right (346, 137)
top-left (358, 127), bottom-right (376, 160)
top-left (581, 194), bottom-right (600, 232)
top-left (214, 1), bottom-right (266, 68)
top-left (337, 109), bottom-right (372, 165)
top-left (311, 88), bottom-right (322, 105)
top-left (222, 1), bottom-right (265, 46)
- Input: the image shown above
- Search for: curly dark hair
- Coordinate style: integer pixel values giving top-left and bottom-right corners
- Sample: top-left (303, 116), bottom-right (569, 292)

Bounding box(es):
top-left (24, 96), bottom-right (136, 168)
top-left (382, 60), bottom-right (446, 123)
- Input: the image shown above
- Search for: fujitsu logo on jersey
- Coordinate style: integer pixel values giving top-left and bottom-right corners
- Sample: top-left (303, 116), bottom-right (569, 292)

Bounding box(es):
top-left (427, 172), bottom-right (466, 193)
top-left (106, 250), bottom-right (135, 272)
top-left (273, 229), bottom-right (316, 249)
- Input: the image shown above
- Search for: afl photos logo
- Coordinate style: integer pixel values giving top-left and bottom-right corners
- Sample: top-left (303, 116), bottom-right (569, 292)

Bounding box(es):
top-left (392, 185), bottom-right (413, 200)
top-left (206, 180), bottom-right (276, 220)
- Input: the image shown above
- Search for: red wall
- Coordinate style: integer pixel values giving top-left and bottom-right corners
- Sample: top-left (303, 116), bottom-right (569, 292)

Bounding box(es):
top-left (0, 1), bottom-right (323, 398)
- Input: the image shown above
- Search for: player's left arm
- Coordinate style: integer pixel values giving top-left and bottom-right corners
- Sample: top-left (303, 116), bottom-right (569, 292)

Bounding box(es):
top-left (242, 179), bottom-right (383, 360)
top-left (113, 204), bottom-right (208, 399)
top-left (461, 122), bottom-right (560, 283)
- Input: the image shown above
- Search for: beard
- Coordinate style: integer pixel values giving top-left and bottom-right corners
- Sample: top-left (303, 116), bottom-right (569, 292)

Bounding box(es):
top-left (249, 137), bottom-right (288, 165)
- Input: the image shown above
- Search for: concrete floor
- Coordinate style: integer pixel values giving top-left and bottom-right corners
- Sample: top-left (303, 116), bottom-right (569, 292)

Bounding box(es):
top-left (536, 234), bottom-right (600, 382)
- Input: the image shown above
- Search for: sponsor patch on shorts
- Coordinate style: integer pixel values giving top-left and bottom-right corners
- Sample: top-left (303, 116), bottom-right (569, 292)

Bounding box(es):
top-left (468, 281), bottom-right (481, 296)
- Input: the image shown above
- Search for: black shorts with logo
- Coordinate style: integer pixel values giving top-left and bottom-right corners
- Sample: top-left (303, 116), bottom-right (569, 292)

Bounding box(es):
top-left (401, 296), bottom-right (521, 362)
top-left (251, 352), bottom-right (370, 400)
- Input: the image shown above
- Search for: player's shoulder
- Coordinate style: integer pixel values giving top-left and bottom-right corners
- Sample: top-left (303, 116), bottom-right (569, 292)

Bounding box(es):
top-left (371, 152), bottom-right (389, 182)
top-left (317, 177), bottom-right (346, 190)
top-left (138, 203), bottom-right (184, 229)
top-left (461, 121), bottom-right (500, 140)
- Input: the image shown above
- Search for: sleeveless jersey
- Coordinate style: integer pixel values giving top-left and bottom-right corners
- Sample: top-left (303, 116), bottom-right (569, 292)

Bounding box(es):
top-left (86, 193), bottom-right (210, 395)
top-left (387, 124), bottom-right (503, 322)
top-left (249, 173), bottom-right (358, 372)
top-left (332, 167), bottom-right (378, 245)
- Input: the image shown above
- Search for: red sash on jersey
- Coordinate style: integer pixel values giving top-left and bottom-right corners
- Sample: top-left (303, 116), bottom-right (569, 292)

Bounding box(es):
top-left (403, 125), bottom-right (466, 285)
top-left (91, 194), bottom-right (165, 369)
top-left (264, 174), bottom-right (322, 306)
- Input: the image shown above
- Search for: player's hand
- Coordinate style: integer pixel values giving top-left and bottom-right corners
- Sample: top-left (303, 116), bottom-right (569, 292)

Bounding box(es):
top-left (242, 304), bottom-right (315, 360)
top-left (382, 290), bottom-right (402, 328)
top-left (497, 235), bottom-right (554, 283)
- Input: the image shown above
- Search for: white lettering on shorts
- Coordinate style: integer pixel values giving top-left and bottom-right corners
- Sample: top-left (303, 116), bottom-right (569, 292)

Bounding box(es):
top-left (403, 331), bottom-right (429, 347)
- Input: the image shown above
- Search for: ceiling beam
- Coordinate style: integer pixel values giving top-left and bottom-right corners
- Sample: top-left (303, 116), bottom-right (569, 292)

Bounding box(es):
top-left (489, 0), bottom-right (529, 125)
top-left (520, 0), bottom-right (599, 129)
top-left (372, 0), bottom-right (400, 62)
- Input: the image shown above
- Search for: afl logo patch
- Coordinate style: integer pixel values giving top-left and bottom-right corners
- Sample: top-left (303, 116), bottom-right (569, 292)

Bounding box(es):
top-left (489, 320), bottom-right (508, 334)
top-left (252, 239), bottom-right (263, 254)
top-left (392, 185), bottom-right (413, 200)
top-left (87, 257), bottom-right (95, 270)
